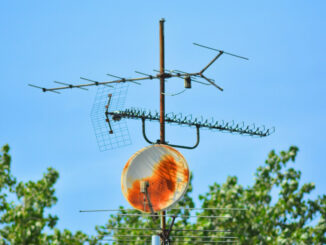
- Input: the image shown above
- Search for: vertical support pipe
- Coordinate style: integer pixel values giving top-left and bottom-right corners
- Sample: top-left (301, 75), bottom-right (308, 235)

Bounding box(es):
top-left (159, 18), bottom-right (165, 144)
top-left (152, 235), bottom-right (160, 245)
top-left (159, 18), bottom-right (166, 244)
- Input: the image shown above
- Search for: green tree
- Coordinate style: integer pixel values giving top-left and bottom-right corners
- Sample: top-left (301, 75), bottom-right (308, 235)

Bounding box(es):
top-left (96, 146), bottom-right (326, 244)
top-left (0, 144), bottom-right (98, 245)
top-left (1, 144), bottom-right (325, 244)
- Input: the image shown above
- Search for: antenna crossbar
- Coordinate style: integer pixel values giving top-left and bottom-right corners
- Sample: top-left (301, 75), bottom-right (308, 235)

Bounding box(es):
top-left (108, 108), bottom-right (274, 137)
top-left (54, 81), bottom-right (88, 90)
top-left (193, 42), bottom-right (249, 60)
top-left (29, 44), bottom-right (230, 93)
top-left (29, 75), bottom-right (154, 93)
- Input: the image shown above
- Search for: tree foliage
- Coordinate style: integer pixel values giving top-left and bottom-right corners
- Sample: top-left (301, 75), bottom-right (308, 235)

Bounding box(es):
top-left (0, 144), bottom-right (98, 245)
top-left (96, 146), bottom-right (326, 244)
top-left (0, 144), bottom-right (325, 244)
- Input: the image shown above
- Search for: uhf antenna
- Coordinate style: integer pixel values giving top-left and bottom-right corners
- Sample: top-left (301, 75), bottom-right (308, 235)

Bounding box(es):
top-left (29, 19), bottom-right (274, 244)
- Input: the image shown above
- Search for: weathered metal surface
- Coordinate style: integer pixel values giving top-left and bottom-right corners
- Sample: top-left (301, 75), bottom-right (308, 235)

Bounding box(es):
top-left (121, 144), bottom-right (189, 213)
top-left (159, 18), bottom-right (167, 234)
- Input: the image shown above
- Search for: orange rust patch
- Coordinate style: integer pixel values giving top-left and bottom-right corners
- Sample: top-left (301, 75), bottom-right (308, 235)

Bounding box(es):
top-left (122, 158), bottom-right (132, 175)
top-left (183, 168), bottom-right (189, 183)
top-left (160, 144), bottom-right (182, 156)
top-left (126, 154), bottom-right (179, 212)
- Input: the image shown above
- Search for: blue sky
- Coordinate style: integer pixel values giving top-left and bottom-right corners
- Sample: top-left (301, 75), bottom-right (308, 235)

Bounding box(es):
top-left (1, 0), bottom-right (325, 236)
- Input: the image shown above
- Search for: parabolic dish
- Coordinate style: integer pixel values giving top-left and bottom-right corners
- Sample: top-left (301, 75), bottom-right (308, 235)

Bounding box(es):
top-left (121, 144), bottom-right (189, 213)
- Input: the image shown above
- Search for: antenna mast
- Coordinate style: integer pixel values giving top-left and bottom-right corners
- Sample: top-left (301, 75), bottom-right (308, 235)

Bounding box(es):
top-left (29, 18), bottom-right (274, 245)
top-left (159, 17), bottom-right (167, 244)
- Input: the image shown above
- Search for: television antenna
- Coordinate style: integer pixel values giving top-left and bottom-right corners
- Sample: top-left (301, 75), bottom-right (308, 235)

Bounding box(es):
top-left (29, 19), bottom-right (274, 244)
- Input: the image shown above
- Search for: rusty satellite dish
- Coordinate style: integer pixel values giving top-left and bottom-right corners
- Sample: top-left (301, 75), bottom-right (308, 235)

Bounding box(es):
top-left (121, 144), bottom-right (189, 213)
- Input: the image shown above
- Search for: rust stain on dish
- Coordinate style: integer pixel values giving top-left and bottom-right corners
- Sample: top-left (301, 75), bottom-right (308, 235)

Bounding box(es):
top-left (161, 144), bottom-right (181, 156)
top-left (121, 159), bottom-right (131, 191)
top-left (126, 154), bottom-right (180, 212)
top-left (183, 168), bottom-right (189, 183)
top-left (122, 158), bottom-right (132, 175)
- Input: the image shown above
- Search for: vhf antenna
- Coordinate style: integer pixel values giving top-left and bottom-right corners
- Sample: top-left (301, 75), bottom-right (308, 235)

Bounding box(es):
top-left (29, 19), bottom-right (274, 245)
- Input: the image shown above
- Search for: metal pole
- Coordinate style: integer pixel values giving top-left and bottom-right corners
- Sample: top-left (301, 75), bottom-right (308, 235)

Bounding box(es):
top-left (152, 235), bottom-right (160, 245)
top-left (159, 18), bottom-right (165, 144)
top-left (159, 18), bottom-right (166, 244)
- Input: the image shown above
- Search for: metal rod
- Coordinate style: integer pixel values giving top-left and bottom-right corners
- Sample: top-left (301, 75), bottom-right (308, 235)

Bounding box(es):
top-left (80, 212), bottom-right (231, 219)
top-left (135, 71), bottom-right (154, 79)
top-left (102, 235), bottom-right (237, 239)
top-left (159, 18), bottom-right (166, 244)
top-left (200, 74), bottom-right (224, 91)
top-left (28, 84), bottom-right (60, 94)
top-left (159, 18), bottom-right (166, 146)
top-left (99, 239), bottom-right (150, 243)
top-left (200, 51), bottom-right (224, 74)
top-left (165, 125), bottom-right (200, 149)
top-left (167, 241), bottom-right (238, 244)
top-left (80, 77), bottom-right (114, 87)
top-left (142, 118), bottom-right (156, 144)
top-left (99, 239), bottom-right (237, 244)
top-left (172, 207), bottom-right (246, 211)
top-left (168, 69), bottom-right (211, 85)
top-left (106, 73), bottom-right (123, 79)
top-left (144, 182), bottom-right (156, 217)
top-left (80, 77), bottom-right (99, 83)
top-left (54, 81), bottom-right (88, 90)
top-left (105, 227), bottom-right (231, 233)
top-left (28, 84), bottom-right (47, 92)
top-left (78, 207), bottom-right (246, 212)
top-left (105, 94), bottom-right (114, 134)
top-left (193, 42), bottom-right (249, 60)
top-left (174, 69), bottom-right (215, 81)
top-left (107, 73), bottom-right (141, 85)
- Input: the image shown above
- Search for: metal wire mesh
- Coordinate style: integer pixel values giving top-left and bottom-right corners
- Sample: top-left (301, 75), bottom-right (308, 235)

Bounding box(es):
top-left (90, 83), bottom-right (131, 151)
